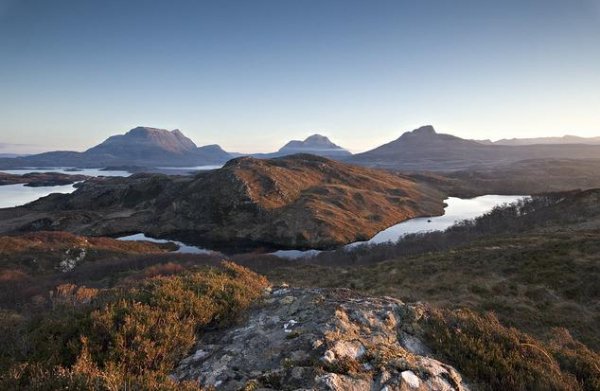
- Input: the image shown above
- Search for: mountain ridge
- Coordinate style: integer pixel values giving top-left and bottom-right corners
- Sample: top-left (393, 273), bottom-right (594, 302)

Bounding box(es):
top-left (351, 125), bottom-right (600, 170)
top-left (479, 134), bottom-right (600, 145)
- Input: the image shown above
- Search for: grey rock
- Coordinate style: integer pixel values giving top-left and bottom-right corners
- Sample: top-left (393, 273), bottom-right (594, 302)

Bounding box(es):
top-left (173, 288), bottom-right (470, 391)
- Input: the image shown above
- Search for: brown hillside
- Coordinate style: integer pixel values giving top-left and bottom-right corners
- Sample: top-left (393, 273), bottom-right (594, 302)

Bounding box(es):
top-left (0, 155), bottom-right (445, 249)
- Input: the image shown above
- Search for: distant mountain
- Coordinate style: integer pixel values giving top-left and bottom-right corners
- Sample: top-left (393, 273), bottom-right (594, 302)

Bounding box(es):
top-left (351, 125), bottom-right (600, 171)
top-left (252, 134), bottom-right (351, 159)
top-left (0, 127), bottom-right (232, 170)
top-left (361, 125), bottom-right (481, 155)
top-left (277, 134), bottom-right (351, 157)
top-left (86, 127), bottom-right (197, 157)
top-left (480, 135), bottom-right (600, 146)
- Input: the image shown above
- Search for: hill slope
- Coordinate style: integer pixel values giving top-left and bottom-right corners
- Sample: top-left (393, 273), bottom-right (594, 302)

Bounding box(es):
top-left (0, 154), bottom-right (445, 249)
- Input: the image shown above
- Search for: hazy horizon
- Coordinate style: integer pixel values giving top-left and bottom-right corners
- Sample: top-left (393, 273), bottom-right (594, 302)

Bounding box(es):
top-left (3, 124), bottom-right (600, 156)
top-left (1, 0), bottom-right (599, 153)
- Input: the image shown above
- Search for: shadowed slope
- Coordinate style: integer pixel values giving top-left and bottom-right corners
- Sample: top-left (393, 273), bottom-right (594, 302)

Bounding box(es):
top-left (0, 154), bottom-right (445, 249)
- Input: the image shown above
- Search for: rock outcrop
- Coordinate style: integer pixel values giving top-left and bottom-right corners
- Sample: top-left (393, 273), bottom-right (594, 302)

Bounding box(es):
top-left (0, 154), bottom-right (445, 250)
top-left (174, 287), bottom-right (470, 390)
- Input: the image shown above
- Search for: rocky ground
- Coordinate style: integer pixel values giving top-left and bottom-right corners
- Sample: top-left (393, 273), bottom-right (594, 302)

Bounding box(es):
top-left (174, 287), bottom-right (470, 391)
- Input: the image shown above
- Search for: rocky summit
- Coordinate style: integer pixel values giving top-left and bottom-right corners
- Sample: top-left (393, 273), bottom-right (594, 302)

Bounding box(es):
top-left (174, 287), bottom-right (469, 391)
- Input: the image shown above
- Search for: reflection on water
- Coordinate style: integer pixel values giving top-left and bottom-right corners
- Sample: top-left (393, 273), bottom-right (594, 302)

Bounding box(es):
top-left (157, 165), bottom-right (223, 171)
top-left (275, 195), bottom-right (528, 258)
top-left (115, 195), bottom-right (528, 259)
top-left (117, 233), bottom-right (214, 254)
top-left (352, 195), bottom-right (527, 246)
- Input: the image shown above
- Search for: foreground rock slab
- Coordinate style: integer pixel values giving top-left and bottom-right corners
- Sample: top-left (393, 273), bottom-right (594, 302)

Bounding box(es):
top-left (174, 287), bottom-right (470, 391)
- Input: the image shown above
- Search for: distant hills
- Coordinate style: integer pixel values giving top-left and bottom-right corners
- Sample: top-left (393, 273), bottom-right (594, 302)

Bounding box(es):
top-left (477, 135), bottom-right (600, 145)
top-left (1, 125), bottom-right (600, 172)
top-left (350, 125), bottom-right (600, 171)
top-left (251, 134), bottom-right (352, 159)
top-left (0, 128), bottom-right (352, 170)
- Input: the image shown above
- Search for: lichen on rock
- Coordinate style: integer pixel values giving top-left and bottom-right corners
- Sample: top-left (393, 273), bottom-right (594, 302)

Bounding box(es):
top-left (173, 287), bottom-right (470, 390)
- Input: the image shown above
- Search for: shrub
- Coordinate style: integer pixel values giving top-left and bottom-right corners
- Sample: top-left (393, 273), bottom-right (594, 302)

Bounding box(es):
top-left (423, 307), bottom-right (600, 391)
top-left (0, 261), bottom-right (268, 390)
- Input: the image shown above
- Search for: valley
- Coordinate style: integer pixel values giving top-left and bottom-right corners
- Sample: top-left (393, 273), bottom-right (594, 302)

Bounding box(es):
top-left (2, 126), bottom-right (600, 390)
top-left (1, 187), bottom-right (599, 390)
top-left (3, 1), bottom-right (599, 388)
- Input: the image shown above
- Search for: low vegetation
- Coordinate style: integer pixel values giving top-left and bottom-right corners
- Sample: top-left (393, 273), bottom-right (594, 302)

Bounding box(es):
top-left (0, 261), bottom-right (268, 390)
top-left (256, 191), bottom-right (600, 389)
top-left (424, 308), bottom-right (600, 391)
top-left (1, 190), bottom-right (599, 390)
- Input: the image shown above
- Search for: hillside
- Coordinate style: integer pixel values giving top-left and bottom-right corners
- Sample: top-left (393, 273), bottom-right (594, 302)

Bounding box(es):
top-left (0, 127), bottom-right (232, 169)
top-left (0, 233), bottom-right (597, 390)
top-left (0, 154), bottom-right (445, 249)
top-left (259, 190), bottom-right (600, 349)
top-left (1, 191), bottom-right (599, 389)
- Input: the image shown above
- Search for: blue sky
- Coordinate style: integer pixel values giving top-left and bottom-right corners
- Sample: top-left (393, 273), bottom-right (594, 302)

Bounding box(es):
top-left (1, 0), bottom-right (599, 153)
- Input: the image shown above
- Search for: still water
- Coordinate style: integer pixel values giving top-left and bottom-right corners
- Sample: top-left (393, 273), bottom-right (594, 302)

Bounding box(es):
top-left (0, 167), bottom-right (130, 208)
top-left (0, 183), bottom-right (78, 209)
top-left (117, 195), bottom-right (528, 259)
top-left (1, 167), bottom-right (131, 177)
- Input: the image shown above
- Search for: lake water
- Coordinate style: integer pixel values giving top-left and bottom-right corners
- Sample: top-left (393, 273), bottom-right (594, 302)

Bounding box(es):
top-left (1, 167), bottom-right (131, 177)
top-left (352, 195), bottom-right (526, 245)
top-left (0, 183), bottom-right (79, 209)
top-left (117, 233), bottom-right (214, 254)
top-left (0, 167), bottom-right (130, 209)
top-left (0, 165), bottom-right (221, 209)
top-left (157, 165), bottom-right (223, 171)
top-left (116, 194), bottom-right (527, 259)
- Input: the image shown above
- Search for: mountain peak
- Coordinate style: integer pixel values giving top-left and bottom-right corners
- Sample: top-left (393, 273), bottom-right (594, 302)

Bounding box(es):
top-left (278, 134), bottom-right (350, 156)
top-left (411, 125), bottom-right (436, 135)
top-left (279, 134), bottom-right (343, 152)
top-left (398, 125), bottom-right (442, 141)
top-left (304, 134), bottom-right (332, 143)
top-left (86, 126), bottom-right (198, 156)
top-left (396, 125), bottom-right (470, 144)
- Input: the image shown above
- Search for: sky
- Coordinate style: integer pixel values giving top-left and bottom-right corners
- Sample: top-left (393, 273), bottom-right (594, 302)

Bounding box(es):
top-left (1, 0), bottom-right (599, 154)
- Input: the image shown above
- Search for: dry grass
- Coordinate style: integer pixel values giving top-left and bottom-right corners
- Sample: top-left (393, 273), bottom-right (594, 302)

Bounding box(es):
top-left (0, 261), bottom-right (268, 390)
